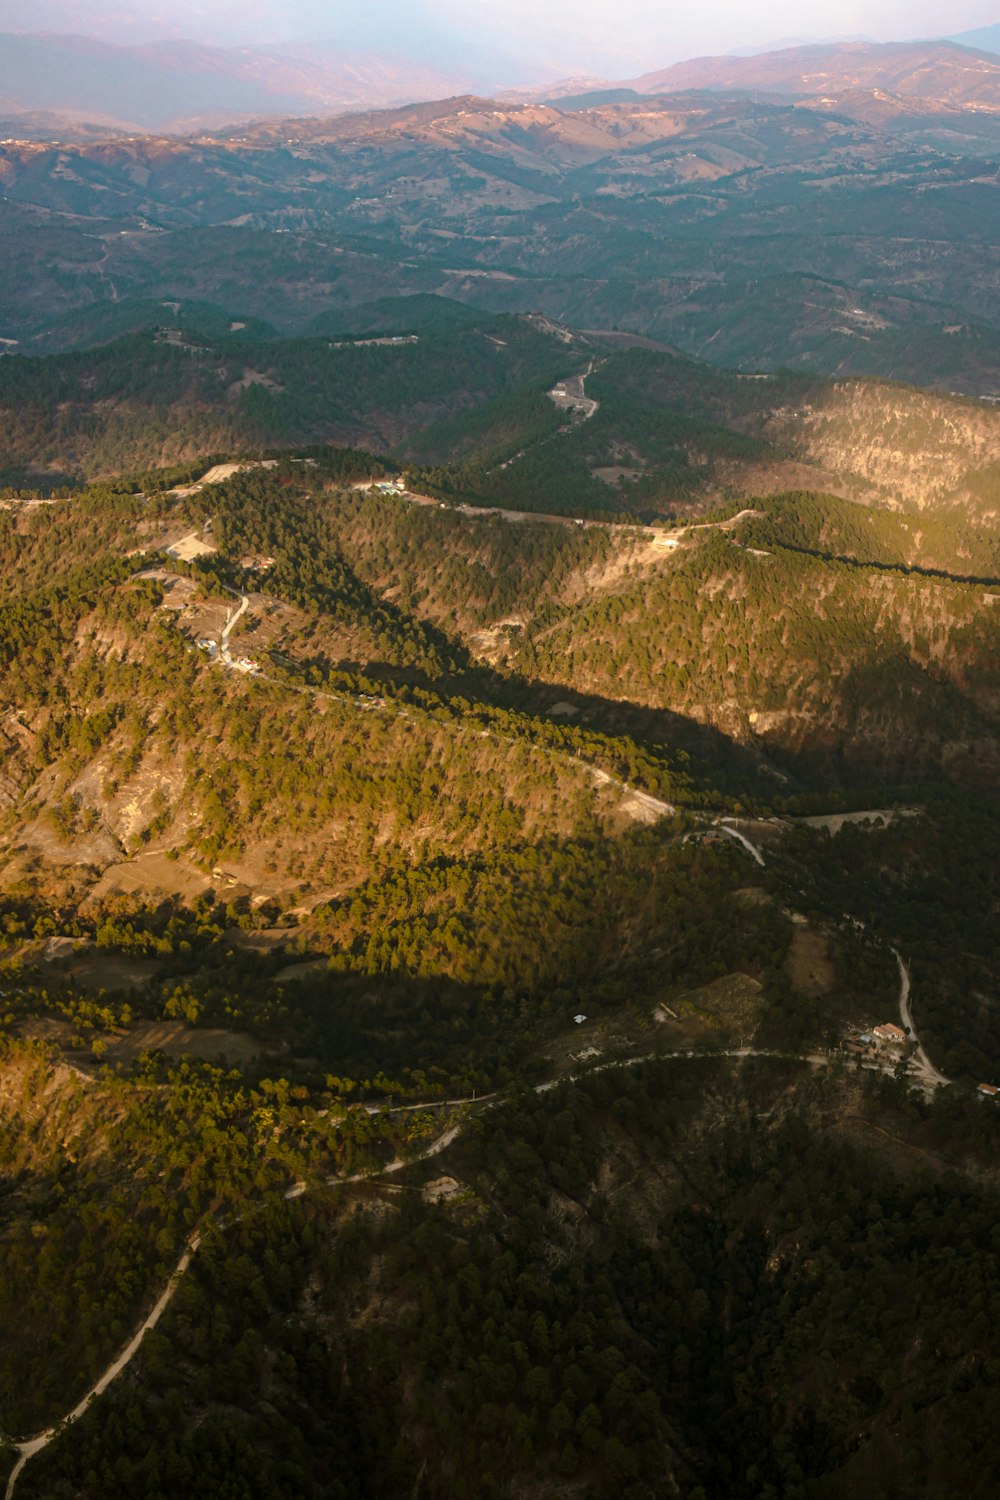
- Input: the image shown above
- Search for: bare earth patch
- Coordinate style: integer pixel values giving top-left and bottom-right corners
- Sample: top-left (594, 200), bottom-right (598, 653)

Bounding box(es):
top-left (423, 1176), bottom-right (463, 1203)
top-left (592, 465), bottom-right (646, 485)
top-left (666, 972), bottom-right (764, 1040)
top-left (799, 808), bottom-right (920, 834)
top-left (166, 532), bottom-right (216, 562)
top-left (59, 949), bottom-right (160, 991)
top-left (83, 849), bottom-right (213, 908)
top-left (97, 1020), bottom-right (268, 1066)
top-left (785, 927), bottom-right (836, 997)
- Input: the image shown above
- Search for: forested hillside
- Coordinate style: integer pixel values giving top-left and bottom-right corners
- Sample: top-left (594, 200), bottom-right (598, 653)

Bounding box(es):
top-left (4, 89), bottom-right (1000, 393)
top-left (2, 330), bottom-right (1000, 1497)
top-left (5, 317), bottom-right (999, 533)
top-left (0, 314), bottom-right (571, 483)
top-left (458, 349), bottom-right (1000, 520)
top-left (4, 1050), bottom-right (1000, 1500)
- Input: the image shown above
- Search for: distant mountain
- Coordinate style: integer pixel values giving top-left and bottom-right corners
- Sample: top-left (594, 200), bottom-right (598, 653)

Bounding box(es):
top-left (726, 33), bottom-right (877, 57)
top-left (3, 88), bottom-right (1000, 392)
top-left (0, 32), bottom-right (474, 133)
top-left (950, 23), bottom-right (1000, 55)
top-left (6, 32), bottom-right (999, 140)
top-left (0, 110), bottom-right (129, 141)
top-left (628, 38), bottom-right (1000, 108)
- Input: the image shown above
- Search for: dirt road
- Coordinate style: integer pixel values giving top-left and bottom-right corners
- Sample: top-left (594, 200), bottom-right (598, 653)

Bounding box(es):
top-left (548, 361), bottom-right (599, 422)
top-left (4, 993), bottom-right (949, 1496)
top-left (4, 1233), bottom-right (200, 1500)
top-left (219, 591), bottom-right (249, 665)
top-left (715, 820), bottom-right (767, 867)
top-left (590, 766), bottom-right (675, 820)
top-left (894, 948), bottom-right (949, 1087)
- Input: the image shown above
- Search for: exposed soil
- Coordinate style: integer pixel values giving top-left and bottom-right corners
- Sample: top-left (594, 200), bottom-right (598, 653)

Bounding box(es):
top-left (94, 1020), bottom-right (267, 1066)
top-left (82, 849), bottom-right (213, 908)
top-left (798, 808), bottom-right (920, 834)
top-left (785, 927), bottom-right (836, 997)
top-left (166, 531), bottom-right (215, 562)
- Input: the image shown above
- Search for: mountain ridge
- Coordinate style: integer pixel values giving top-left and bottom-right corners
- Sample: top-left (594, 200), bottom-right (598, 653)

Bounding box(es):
top-left (3, 33), bottom-right (1000, 140)
top-left (0, 31), bottom-right (477, 133)
top-left (627, 38), bottom-right (1000, 107)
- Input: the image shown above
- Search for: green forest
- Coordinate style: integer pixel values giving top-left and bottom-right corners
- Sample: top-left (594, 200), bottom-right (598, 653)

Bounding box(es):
top-left (5, 1057), bottom-right (1000, 1500)
top-left (2, 323), bottom-right (1000, 1500)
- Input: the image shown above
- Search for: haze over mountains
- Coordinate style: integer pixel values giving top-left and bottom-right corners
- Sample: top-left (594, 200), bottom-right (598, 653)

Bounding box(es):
top-left (1, 28), bottom-right (1000, 134)
top-left (3, 35), bottom-right (1000, 394)
top-left (0, 34), bottom-right (478, 133)
top-left (627, 36), bottom-right (1000, 101)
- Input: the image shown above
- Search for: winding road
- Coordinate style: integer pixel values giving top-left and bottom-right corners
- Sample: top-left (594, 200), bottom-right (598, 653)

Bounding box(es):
top-left (4, 507), bottom-right (952, 1493)
top-left (548, 360), bottom-right (599, 422)
top-left (2, 918), bottom-right (941, 1497)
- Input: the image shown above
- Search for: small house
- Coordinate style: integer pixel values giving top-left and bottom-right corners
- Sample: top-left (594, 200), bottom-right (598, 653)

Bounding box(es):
top-left (873, 1023), bottom-right (907, 1047)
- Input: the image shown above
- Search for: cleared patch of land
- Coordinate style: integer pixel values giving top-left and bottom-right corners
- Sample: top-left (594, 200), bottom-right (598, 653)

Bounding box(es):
top-left (799, 808), bottom-right (921, 834)
top-left (166, 532), bottom-right (215, 562)
top-left (785, 927), bottom-right (836, 997)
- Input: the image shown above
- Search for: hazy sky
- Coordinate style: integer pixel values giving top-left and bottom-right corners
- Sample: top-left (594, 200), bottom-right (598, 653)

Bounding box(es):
top-left (2, 0), bottom-right (999, 76)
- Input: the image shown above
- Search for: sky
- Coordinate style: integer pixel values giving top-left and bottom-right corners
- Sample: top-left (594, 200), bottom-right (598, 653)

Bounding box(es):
top-left (1, 0), bottom-right (998, 77)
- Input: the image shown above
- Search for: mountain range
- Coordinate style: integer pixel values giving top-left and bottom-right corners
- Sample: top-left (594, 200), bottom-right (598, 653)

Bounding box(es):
top-left (625, 36), bottom-right (1000, 102)
top-left (4, 16), bottom-right (1000, 1500)
top-left (0, 33), bottom-right (476, 133)
top-left (1, 33), bottom-right (1000, 135)
top-left (2, 48), bottom-right (1000, 395)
